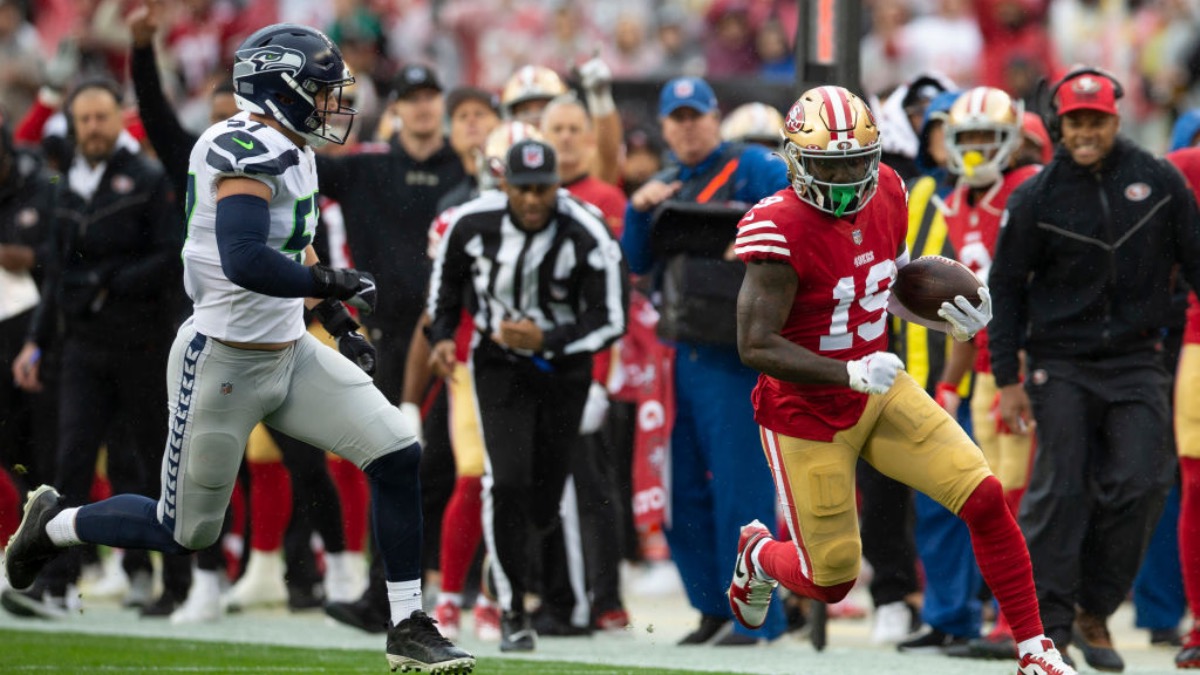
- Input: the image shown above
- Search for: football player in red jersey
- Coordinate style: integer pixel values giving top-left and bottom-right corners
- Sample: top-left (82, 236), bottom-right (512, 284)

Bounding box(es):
top-left (726, 85), bottom-right (1075, 675)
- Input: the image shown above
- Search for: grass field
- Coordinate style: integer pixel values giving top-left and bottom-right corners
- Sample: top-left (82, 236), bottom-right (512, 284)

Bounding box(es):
top-left (0, 630), bottom-right (703, 674)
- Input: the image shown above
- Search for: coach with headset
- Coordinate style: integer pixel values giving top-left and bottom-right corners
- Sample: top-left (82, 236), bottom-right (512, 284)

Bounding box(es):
top-left (989, 67), bottom-right (1200, 671)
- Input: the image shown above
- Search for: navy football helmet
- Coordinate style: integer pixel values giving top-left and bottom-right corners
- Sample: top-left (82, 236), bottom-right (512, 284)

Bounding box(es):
top-left (232, 24), bottom-right (356, 147)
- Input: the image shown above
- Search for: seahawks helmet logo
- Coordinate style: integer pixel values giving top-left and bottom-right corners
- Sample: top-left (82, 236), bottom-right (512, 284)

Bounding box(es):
top-left (235, 46), bottom-right (306, 75)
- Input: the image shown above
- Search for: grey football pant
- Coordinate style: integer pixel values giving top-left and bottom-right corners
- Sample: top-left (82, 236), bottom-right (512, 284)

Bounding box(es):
top-left (158, 318), bottom-right (416, 550)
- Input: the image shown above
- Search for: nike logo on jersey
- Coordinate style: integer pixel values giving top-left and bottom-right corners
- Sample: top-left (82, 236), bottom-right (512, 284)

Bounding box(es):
top-left (233, 137), bottom-right (255, 150)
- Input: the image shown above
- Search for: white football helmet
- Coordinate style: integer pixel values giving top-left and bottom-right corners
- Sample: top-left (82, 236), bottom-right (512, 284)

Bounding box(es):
top-left (501, 66), bottom-right (567, 123)
top-left (478, 120), bottom-right (544, 190)
top-left (721, 102), bottom-right (785, 148)
top-left (942, 87), bottom-right (1023, 187)
top-left (781, 86), bottom-right (881, 217)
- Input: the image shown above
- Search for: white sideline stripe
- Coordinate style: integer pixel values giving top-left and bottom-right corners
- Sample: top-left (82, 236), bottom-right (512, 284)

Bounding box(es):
top-left (7, 668), bottom-right (344, 672)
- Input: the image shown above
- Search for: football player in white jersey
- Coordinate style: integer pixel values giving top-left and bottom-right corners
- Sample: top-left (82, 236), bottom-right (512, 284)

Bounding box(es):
top-left (3, 24), bottom-right (474, 673)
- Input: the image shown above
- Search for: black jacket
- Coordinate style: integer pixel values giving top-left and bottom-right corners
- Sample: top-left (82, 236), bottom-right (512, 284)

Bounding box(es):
top-left (989, 137), bottom-right (1200, 386)
top-left (317, 143), bottom-right (466, 327)
top-left (29, 148), bottom-right (183, 348)
top-left (0, 148), bottom-right (58, 289)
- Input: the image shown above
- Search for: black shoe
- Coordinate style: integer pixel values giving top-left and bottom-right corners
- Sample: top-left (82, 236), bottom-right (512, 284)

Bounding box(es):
top-left (810, 601), bottom-right (828, 652)
top-left (1151, 627), bottom-right (1183, 647)
top-left (713, 631), bottom-right (760, 646)
top-left (139, 593), bottom-right (181, 618)
top-left (944, 634), bottom-right (1017, 660)
top-left (897, 627), bottom-right (970, 654)
top-left (4, 485), bottom-right (65, 591)
top-left (325, 597), bottom-right (389, 634)
top-left (1073, 612), bottom-right (1125, 673)
top-left (532, 610), bottom-right (592, 637)
top-left (678, 613), bottom-right (730, 645)
top-left (386, 610), bottom-right (475, 673)
top-left (287, 583), bottom-right (325, 612)
top-left (0, 587), bottom-right (68, 619)
top-left (500, 611), bottom-right (536, 652)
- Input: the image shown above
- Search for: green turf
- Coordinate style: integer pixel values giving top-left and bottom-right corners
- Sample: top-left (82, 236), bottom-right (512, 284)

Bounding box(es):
top-left (0, 629), bottom-right (709, 674)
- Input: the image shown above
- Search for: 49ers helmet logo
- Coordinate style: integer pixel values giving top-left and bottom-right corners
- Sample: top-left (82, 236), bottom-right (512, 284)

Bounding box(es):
top-left (785, 100), bottom-right (806, 133)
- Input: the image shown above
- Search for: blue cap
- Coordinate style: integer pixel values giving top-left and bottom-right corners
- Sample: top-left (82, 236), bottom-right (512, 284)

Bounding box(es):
top-left (659, 77), bottom-right (718, 117)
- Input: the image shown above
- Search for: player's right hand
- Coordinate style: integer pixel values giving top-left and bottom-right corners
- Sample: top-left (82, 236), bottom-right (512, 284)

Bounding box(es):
top-left (846, 352), bottom-right (904, 395)
top-left (310, 265), bottom-right (376, 314)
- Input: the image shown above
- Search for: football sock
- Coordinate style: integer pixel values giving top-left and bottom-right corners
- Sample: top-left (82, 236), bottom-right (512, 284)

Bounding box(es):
top-left (46, 508), bottom-right (81, 546)
top-left (248, 461), bottom-right (291, 552)
top-left (439, 476), bottom-right (483, 594)
top-left (0, 470), bottom-right (20, 542)
top-left (363, 442), bottom-right (423, 583)
top-left (387, 579), bottom-right (423, 625)
top-left (958, 475), bottom-right (1042, 642)
top-left (755, 537), bottom-right (855, 603)
top-left (1018, 635), bottom-right (1052, 657)
top-left (1179, 457), bottom-right (1200, 623)
top-left (328, 455), bottom-right (369, 552)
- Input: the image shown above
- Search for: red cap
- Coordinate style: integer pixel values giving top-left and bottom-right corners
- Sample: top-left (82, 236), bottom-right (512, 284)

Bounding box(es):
top-left (1055, 73), bottom-right (1119, 116)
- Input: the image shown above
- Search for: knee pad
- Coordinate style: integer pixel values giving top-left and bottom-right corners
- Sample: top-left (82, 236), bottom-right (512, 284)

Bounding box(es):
top-left (809, 532), bottom-right (862, 586)
top-left (176, 517), bottom-right (223, 551)
top-left (804, 462), bottom-right (861, 585)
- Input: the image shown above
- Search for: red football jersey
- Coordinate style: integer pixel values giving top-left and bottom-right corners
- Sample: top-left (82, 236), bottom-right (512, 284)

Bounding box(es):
top-left (566, 174), bottom-right (628, 238)
top-left (428, 206), bottom-right (476, 362)
top-left (1167, 148), bottom-right (1200, 345)
top-left (942, 164), bottom-right (1040, 373)
top-left (734, 164), bottom-right (910, 441)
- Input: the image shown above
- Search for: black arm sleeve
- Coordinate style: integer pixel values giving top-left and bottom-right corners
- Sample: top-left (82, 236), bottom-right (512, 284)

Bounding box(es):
top-left (107, 173), bottom-right (184, 297)
top-left (130, 44), bottom-right (196, 198)
top-left (215, 194), bottom-right (318, 297)
top-left (988, 182), bottom-right (1038, 387)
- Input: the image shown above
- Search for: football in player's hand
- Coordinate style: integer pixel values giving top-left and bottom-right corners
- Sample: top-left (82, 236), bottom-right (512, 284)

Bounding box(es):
top-left (892, 256), bottom-right (983, 322)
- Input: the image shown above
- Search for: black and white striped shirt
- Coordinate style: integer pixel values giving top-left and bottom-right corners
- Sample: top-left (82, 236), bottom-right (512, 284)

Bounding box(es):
top-left (427, 189), bottom-right (628, 359)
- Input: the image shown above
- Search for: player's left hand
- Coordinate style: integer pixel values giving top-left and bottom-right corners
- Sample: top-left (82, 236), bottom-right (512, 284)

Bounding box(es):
top-left (337, 331), bottom-right (376, 375)
top-left (493, 318), bottom-right (544, 351)
top-left (938, 286), bottom-right (991, 342)
top-left (345, 271), bottom-right (376, 315)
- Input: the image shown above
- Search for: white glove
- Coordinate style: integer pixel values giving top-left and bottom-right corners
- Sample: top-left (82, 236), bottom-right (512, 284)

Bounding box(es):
top-left (399, 402), bottom-right (424, 447)
top-left (578, 382), bottom-right (610, 435)
top-left (938, 286), bottom-right (992, 342)
top-left (846, 352), bottom-right (905, 395)
top-left (577, 55), bottom-right (615, 117)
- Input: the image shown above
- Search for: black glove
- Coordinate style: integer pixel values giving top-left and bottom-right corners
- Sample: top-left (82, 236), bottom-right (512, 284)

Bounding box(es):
top-left (311, 298), bottom-right (377, 375)
top-left (310, 265), bottom-right (377, 315)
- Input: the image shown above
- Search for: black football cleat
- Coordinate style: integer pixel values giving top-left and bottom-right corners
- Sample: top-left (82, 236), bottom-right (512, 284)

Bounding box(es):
top-left (4, 485), bottom-right (65, 591)
top-left (386, 610), bottom-right (475, 673)
top-left (500, 611), bottom-right (537, 652)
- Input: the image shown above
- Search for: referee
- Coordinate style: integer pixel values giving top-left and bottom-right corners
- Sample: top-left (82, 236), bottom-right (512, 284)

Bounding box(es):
top-left (427, 139), bottom-right (628, 652)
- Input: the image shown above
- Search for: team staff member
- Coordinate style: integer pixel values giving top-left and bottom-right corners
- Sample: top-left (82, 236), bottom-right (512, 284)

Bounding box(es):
top-left (316, 63), bottom-right (465, 403)
top-left (991, 68), bottom-right (1200, 672)
top-left (728, 84), bottom-right (1075, 675)
top-left (620, 76), bottom-right (790, 646)
top-left (0, 113), bottom-right (58, 492)
top-left (7, 78), bottom-right (183, 616)
top-left (427, 139), bottom-right (628, 652)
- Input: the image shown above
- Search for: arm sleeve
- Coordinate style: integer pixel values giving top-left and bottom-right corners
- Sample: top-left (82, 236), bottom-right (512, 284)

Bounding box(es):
top-left (620, 202), bottom-right (655, 274)
top-left (426, 216), bottom-right (469, 344)
top-left (541, 236), bottom-right (630, 357)
top-left (13, 97), bottom-right (56, 146)
top-left (106, 172), bottom-right (184, 297)
top-left (987, 183), bottom-right (1037, 387)
top-left (215, 194), bottom-right (318, 297)
top-left (130, 44), bottom-right (196, 197)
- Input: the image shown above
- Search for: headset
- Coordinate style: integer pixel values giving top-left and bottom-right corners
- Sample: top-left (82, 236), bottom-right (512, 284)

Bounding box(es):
top-left (1040, 66), bottom-right (1124, 144)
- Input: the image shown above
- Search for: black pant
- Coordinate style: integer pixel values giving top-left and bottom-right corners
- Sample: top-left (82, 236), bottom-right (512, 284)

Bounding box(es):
top-left (0, 309), bottom-right (58, 489)
top-left (1020, 352), bottom-right (1175, 636)
top-left (473, 341), bottom-right (590, 616)
top-left (42, 337), bottom-right (189, 598)
top-left (858, 460), bottom-right (919, 607)
top-left (267, 427), bottom-right (347, 590)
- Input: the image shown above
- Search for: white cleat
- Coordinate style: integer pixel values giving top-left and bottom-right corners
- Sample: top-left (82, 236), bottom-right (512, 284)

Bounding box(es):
top-left (323, 551), bottom-right (366, 603)
top-left (170, 569), bottom-right (222, 624)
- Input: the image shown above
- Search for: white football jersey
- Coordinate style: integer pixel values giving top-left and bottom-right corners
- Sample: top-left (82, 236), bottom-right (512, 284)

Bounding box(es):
top-left (183, 112), bottom-right (319, 343)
